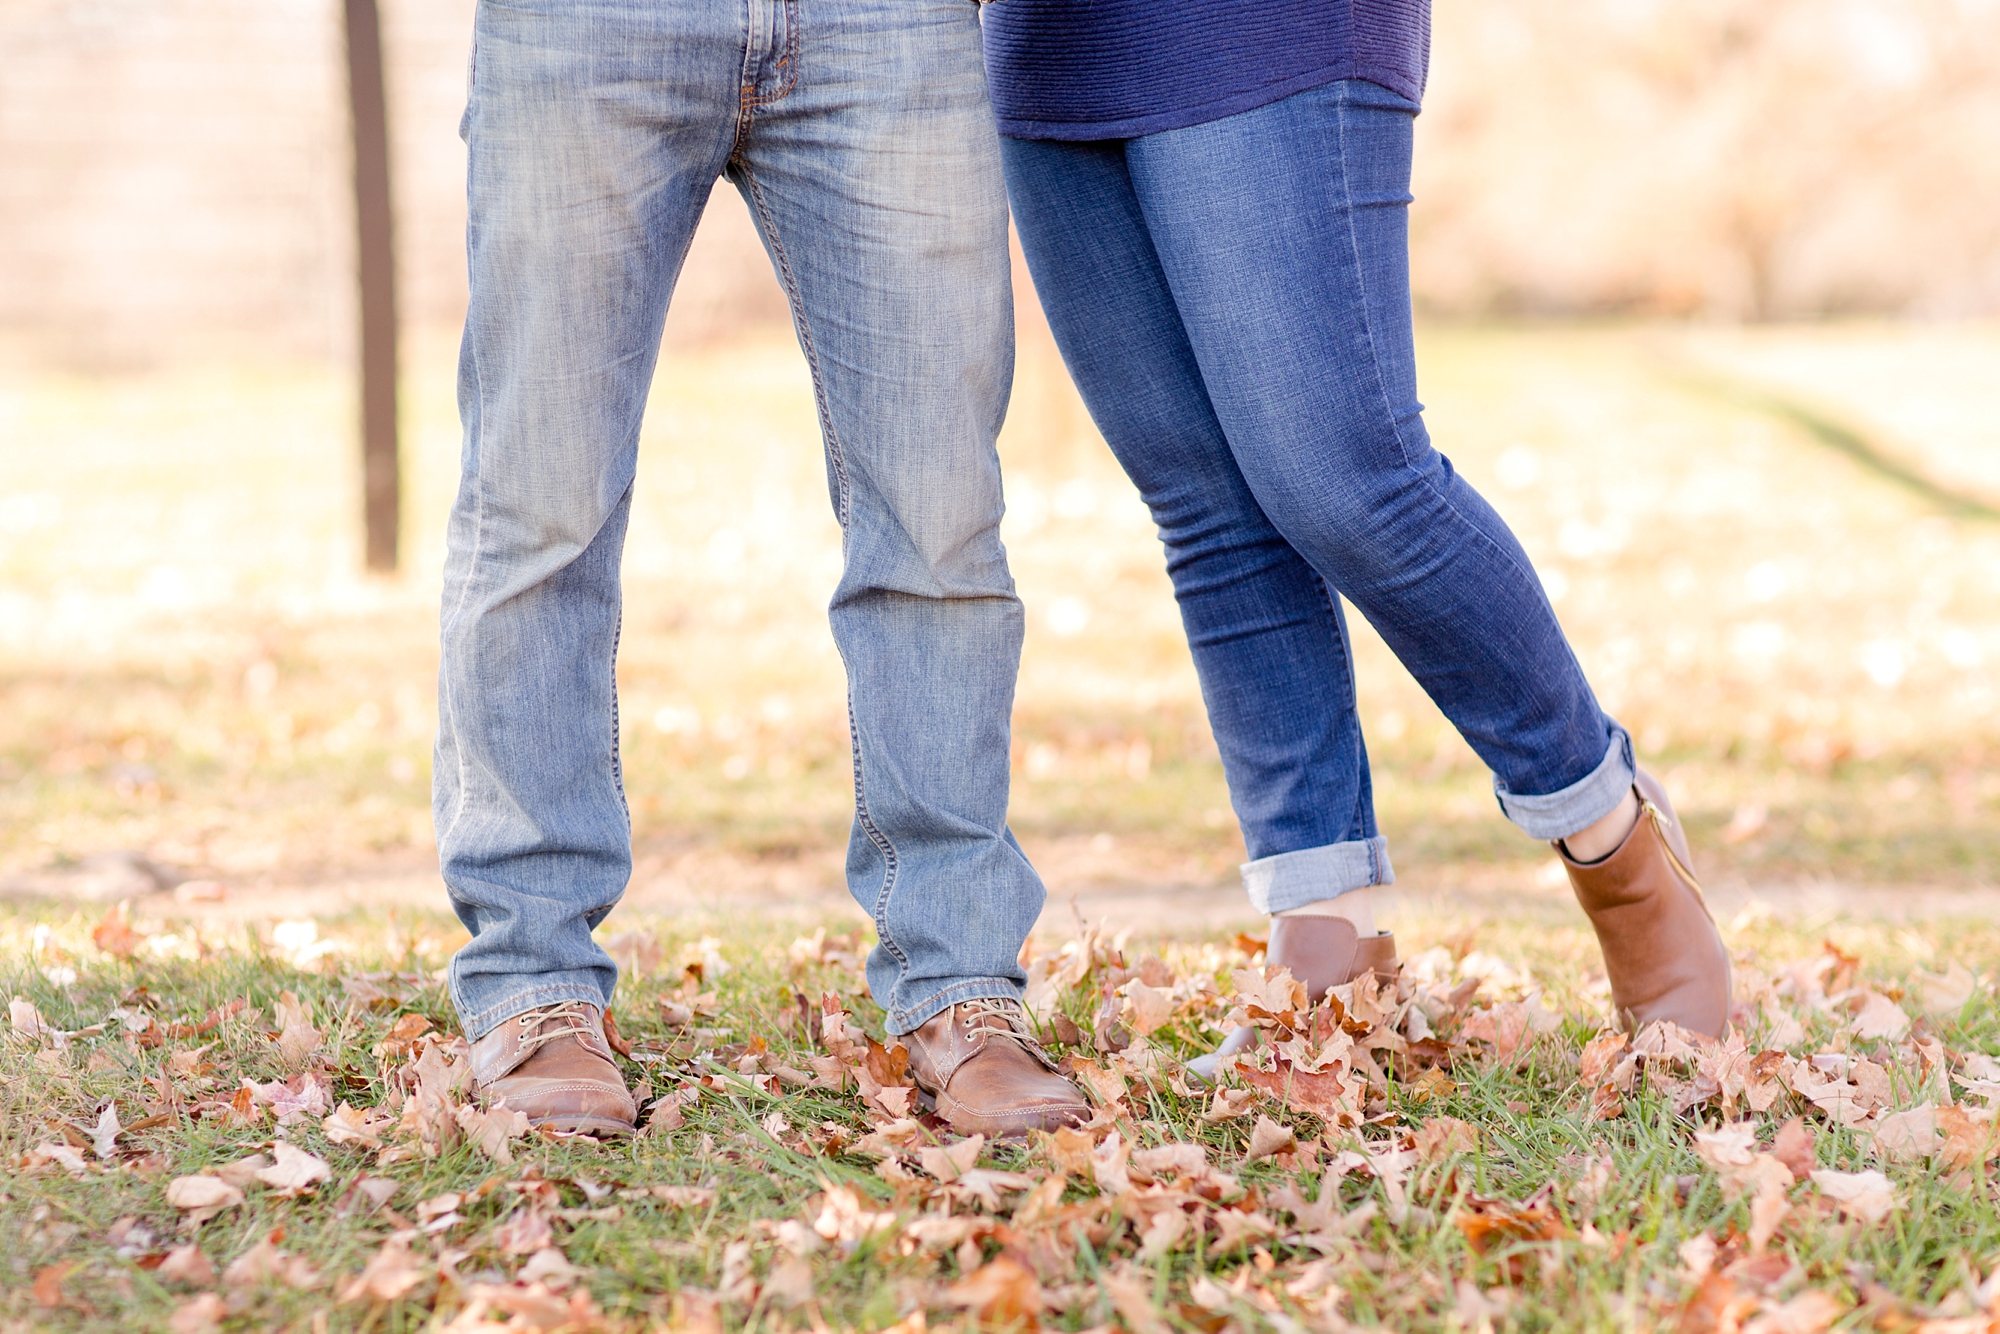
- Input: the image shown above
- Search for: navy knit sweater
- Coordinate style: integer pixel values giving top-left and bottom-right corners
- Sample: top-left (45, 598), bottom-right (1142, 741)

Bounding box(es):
top-left (982, 0), bottom-right (1431, 141)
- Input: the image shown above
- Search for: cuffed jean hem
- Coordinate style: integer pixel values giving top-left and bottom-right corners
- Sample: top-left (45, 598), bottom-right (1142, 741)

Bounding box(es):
top-left (453, 978), bottom-right (611, 1043)
top-left (1241, 836), bottom-right (1394, 916)
top-left (1492, 724), bottom-right (1636, 841)
top-left (883, 977), bottom-right (1025, 1037)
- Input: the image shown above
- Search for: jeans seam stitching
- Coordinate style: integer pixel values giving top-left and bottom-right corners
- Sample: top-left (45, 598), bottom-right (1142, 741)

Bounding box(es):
top-left (1329, 81), bottom-right (1597, 782)
top-left (735, 163), bottom-right (905, 972)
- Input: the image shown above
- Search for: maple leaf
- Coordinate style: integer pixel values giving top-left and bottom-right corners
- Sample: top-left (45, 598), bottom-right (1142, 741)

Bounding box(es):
top-left (273, 990), bottom-right (322, 1070)
top-left (1102, 1262), bottom-right (1172, 1334)
top-left (339, 1234), bottom-right (429, 1304)
top-left (1120, 979), bottom-right (1176, 1037)
top-left (1233, 1056), bottom-right (1364, 1128)
top-left (89, 1103), bottom-right (123, 1161)
top-left (1034, 1124), bottom-right (1096, 1177)
top-left (494, 1207), bottom-right (555, 1257)
top-left (222, 1233), bottom-right (323, 1289)
top-left (1245, 1114), bottom-right (1298, 1162)
top-left (1771, 1117), bottom-right (1817, 1180)
top-left (1849, 991), bottom-right (1911, 1041)
top-left (1746, 1289), bottom-right (1844, 1334)
top-left (32, 1261), bottom-right (89, 1313)
top-left (1810, 1168), bottom-right (1898, 1223)
top-left (254, 1142), bottom-right (332, 1195)
top-left (91, 902), bottom-right (142, 959)
top-left (812, 1182), bottom-right (898, 1250)
top-left (167, 1293), bottom-right (228, 1334)
top-left (1459, 1003), bottom-right (1533, 1062)
top-left (455, 1101), bottom-right (531, 1166)
top-left (165, 1174), bottom-right (245, 1225)
top-left (1137, 1207), bottom-right (1191, 1260)
top-left (1577, 1030), bottom-right (1630, 1085)
top-left (370, 1012), bottom-right (435, 1060)
top-left (943, 1255), bottom-right (1044, 1328)
top-left (1412, 1115), bottom-right (1479, 1163)
top-left (918, 1133), bottom-right (985, 1182)
top-left (156, 1244), bottom-right (216, 1287)
top-left (1453, 1197), bottom-right (1571, 1252)
top-left (1747, 1169), bottom-right (1792, 1257)
top-left (1938, 1103), bottom-right (1998, 1172)
top-left (1202, 1087), bottom-right (1256, 1122)
top-left (323, 1101), bottom-right (396, 1150)
top-left (1072, 1060), bottom-right (1128, 1107)
top-left (1915, 961), bottom-right (1976, 1017)
top-left (1870, 1105), bottom-right (1940, 1164)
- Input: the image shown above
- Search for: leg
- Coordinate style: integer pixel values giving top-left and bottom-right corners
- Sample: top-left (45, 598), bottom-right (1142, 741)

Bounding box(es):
top-left (1002, 135), bottom-right (1391, 914)
top-left (437, 0), bottom-right (739, 1042)
top-left (1120, 80), bottom-right (1727, 1035)
top-left (730, 0), bottom-right (1045, 1038)
top-left (1120, 80), bottom-right (1630, 838)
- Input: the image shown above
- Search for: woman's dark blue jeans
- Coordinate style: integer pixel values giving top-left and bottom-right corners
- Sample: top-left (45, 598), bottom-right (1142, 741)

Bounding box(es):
top-left (1001, 79), bottom-right (1634, 913)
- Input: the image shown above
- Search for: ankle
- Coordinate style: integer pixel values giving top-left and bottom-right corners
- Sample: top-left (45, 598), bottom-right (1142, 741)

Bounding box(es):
top-left (1276, 887), bottom-right (1375, 937)
top-left (1559, 789), bottom-right (1640, 864)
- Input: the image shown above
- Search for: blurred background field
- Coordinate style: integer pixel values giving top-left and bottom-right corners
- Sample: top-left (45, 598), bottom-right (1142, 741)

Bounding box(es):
top-left (5, 316), bottom-right (2000, 935)
top-left (3, 0), bottom-right (2000, 939)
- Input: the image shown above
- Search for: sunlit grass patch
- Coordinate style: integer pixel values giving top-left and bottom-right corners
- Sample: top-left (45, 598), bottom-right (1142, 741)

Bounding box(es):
top-left (5, 904), bottom-right (2000, 1331)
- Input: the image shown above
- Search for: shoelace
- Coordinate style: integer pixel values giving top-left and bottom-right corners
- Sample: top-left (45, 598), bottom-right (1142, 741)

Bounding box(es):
top-left (509, 1001), bottom-right (599, 1060)
top-left (956, 997), bottom-right (1056, 1066)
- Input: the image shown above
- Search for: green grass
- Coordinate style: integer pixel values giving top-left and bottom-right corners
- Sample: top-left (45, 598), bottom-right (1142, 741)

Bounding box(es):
top-left (4, 903), bottom-right (1999, 1331)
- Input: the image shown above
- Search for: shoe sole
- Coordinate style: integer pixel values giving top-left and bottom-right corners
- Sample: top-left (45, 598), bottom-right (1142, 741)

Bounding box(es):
top-left (530, 1114), bottom-right (637, 1138)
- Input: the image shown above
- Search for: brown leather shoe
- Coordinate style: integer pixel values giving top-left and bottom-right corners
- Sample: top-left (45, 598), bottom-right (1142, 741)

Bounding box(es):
top-left (469, 1001), bottom-right (637, 1137)
top-left (902, 998), bottom-right (1090, 1138)
top-left (1558, 771), bottom-right (1731, 1038)
top-left (1189, 917), bottom-right (1398, 1084)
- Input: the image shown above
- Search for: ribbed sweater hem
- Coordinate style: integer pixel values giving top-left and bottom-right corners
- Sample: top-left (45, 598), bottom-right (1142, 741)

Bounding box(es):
top-left (992, 61), bottom-right (1421, 141)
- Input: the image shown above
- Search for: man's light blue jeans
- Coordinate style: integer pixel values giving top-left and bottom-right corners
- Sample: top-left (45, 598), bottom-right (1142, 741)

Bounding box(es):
top-left (1001, 79), bottom-right (1636, 914)
top-left (437, 0), bottom-right (1043, 1040)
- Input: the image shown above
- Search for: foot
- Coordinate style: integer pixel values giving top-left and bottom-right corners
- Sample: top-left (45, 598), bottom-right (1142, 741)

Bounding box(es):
top-left (469, 1001), bottom-right (638, 1137)
top-left (1557, 771), bottom-right (1731, 1038)
top-left (902, 998), bottom-right (1090, 1138)
top-left (1188, 917), bottom-right (1398, 1084)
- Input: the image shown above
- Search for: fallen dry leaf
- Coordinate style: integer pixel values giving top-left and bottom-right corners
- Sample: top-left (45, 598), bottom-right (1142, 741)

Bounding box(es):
top-left (1102, 1262), bottom-right (1172, 1334)
top-left (494, 1208), bottom-right (556, 1257)
top-left (1744, 1288), bottom-right (1844, 1334)
top-left (156, 1243), bottom-right (217, 1286)
top-left (1871, 1105), bottom-right (1940, 1164)
top-left (273, 990), bottom-right (322, 1071)
top-left (339, 1233), bottom-right (429, 1303)
top-left (222, 1234), bottom-right (323, 1289)
top-left (32, 1261), bottom-right (87, 1312)
top-left (1771, 1117), bottom-right (1816, 1181)
top-left (1915, 962), bottom-right (1976, 1017)
top-left (165, 1174), bottom-right (245, 1224)
top-left (91, 902), bottom-right (142, 959)
top-left (455, 1101), bottom-right (531, 1166)
top-left (167, 1292), bottom-right (228, 1334)
top-left (1413, 1115), bottom-right (1479, 1162)
top-left (254, 1142), bottom-right (332, 1195)
top-left (1849, 992), bottom-right (1911, 1042)
top-left (943, 1255), bottom-right (1044, 1326)
top-left (1245, 1114), bottom-right (1298, 1163)
top-left (1120, 979), bottom-right (1176, 1037)
top-left (324, 1101), bottom-right (397, 1150)
top-left (1810, 1168), bottom-right (1898, 1223)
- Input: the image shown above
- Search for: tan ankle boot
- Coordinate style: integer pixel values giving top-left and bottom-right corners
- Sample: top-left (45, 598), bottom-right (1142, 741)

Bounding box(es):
top-left (1559, 771), bottom-right (1731, 1038)
top-left (1188, 917), bottom-right (1398, 1084)
top-left (469, 1001), bottom-right (638, 1137)
top-left (902, 998), bottom-right (1090, 1138)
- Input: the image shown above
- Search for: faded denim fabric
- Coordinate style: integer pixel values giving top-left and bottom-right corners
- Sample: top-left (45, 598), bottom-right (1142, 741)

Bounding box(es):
top-left (437, 0), bottom-right (1042, 1040)
top-left (1002, 79), bottom-right (1633, 913)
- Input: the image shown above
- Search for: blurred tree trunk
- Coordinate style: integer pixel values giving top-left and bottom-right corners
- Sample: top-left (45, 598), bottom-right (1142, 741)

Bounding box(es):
top-left (344, 0), bottom-right (399, 571)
